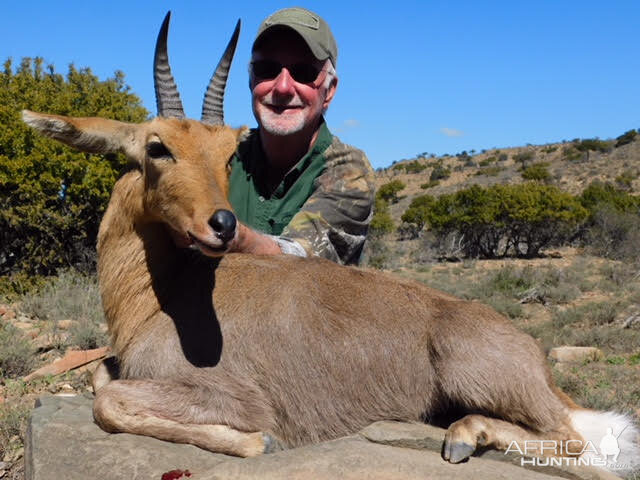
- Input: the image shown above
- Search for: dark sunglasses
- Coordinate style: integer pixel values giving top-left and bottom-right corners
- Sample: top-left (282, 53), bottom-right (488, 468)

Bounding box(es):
top-left (251, 60), bottom-right (324, 84)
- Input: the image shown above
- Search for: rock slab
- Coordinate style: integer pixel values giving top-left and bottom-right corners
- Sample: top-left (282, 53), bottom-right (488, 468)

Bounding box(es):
top-left (26, 395), bottom-right (621, 480)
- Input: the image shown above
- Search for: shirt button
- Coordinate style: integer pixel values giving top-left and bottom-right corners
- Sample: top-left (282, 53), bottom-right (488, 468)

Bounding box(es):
top-left (258, 196), bottom-right (265, 202)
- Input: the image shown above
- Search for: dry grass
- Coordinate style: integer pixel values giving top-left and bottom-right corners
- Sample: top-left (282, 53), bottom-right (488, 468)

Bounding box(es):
top-left (396, 247), bottom-right (640, 418)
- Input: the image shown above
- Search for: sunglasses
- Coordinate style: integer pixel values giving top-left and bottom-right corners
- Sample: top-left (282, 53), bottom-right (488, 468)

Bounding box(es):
top-left (251, 60), bottom-right (325, 84)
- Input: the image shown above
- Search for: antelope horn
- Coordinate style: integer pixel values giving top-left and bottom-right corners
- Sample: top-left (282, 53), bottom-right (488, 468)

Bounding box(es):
top-left (201, 19), bottom-right (241, 126)
top-left (154, 11), bottom-right (185, 119)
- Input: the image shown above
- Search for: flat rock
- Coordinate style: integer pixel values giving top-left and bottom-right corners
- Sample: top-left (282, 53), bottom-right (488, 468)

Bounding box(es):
top-left (25, 395), bottom-right (229, 480)
top-left (26, 397), bottom-right (621, 480)
top-left (549, 346), bottom-right (604, 363)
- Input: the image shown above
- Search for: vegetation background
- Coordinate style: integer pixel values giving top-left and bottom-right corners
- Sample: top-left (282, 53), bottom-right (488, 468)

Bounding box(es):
top-left (0, 58), bottom-right (639, 479)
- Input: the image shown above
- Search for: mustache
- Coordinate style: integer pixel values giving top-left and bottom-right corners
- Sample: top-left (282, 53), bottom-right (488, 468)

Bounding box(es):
top-left (260, 93), bottom-right (304, 108)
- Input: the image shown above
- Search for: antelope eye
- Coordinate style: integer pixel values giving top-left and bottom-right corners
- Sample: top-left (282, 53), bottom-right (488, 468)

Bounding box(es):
top-left (146, 141), bottom-right (171, 159)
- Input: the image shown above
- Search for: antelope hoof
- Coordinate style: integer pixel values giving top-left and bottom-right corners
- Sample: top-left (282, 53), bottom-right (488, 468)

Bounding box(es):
top-left (443, 421), bottom-right (478, 463)
top-left (443, 439), bottom-right (475, 463)
top-left (262, 433), bottom-right (285, 454)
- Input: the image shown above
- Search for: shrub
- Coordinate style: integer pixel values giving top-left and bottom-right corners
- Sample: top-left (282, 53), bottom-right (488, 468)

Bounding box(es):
top-left (479, 156), bottom-right (497, 166)
top-left (369, 197), bottom-right (395, 236)
top-left (401, 194), bottom-right (435, 237)
top-left (475, 166), bottom-right (505, 177)
top-left (430, 164), bottom-right (451, 181)
top-left (393, 160), bottom-right (426, 174)
top-left (513, 151), bottom-right (534, 166)
top-left (582, 204), bottom-right (640, 261)
top-left (614, 170), bottom-right (636, 190)
top-left (615, 129), bottom-right (637, 148)
top-left (561, 146), bottom-right (585, 162)
top-left (0, 322), bottom-right (35, 378)
top-left (0, 57), bottom-right (148, 276)
top-left (579, 181), bottom-right (640, 215)
top-left (420, 180), bottom-right (439, 189)
top-left (521, 162), bottom-right (551, 182)
top-left (498, 153), bottom-right (508, 162)
top-left (20, 269), bottom-right (105, 325)
top-left (575, 138), bottom-right (611, 153)
top-left (376, 180), bottom-right (405, 204)
top-left (426, 183), bottom-right (587, 258)
top-left (0, 403), bottom-right (31, 458)
top-left (542, 146), bottom-right (558, 154)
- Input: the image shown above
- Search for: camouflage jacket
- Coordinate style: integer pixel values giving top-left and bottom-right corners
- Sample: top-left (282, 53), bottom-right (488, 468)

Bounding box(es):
top-left (228, 121), bottom-right (375, 265)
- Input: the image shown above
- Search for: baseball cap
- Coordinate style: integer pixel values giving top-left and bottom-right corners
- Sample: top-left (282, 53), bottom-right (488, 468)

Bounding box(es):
top-left (253, 7), bottom-right (338, 67)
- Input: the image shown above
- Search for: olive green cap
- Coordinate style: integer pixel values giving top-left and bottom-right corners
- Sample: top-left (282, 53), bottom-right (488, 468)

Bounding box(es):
top-left (253, 7), bottom-right (338, 67)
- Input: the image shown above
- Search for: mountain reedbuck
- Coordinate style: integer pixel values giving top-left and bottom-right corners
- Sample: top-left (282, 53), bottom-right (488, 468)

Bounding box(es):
top-left (23, 13), bottom-right (639, 470)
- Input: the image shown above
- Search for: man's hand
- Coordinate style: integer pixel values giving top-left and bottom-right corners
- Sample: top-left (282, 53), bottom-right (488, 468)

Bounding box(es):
top-left (228, 223), bottom-right (282, 255)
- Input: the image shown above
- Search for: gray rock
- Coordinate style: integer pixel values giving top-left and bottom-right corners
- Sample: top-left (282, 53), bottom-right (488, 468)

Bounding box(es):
top-left (26, 396), bottom-right (622, 480)
top-left (25, 395), bottom-right (229, 480)
top-left (198, 435), bottom-right (562, 480)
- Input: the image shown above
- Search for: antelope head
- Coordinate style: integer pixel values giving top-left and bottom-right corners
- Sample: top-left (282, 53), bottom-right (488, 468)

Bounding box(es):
top-left (22, 12), bottom-right (245, 256)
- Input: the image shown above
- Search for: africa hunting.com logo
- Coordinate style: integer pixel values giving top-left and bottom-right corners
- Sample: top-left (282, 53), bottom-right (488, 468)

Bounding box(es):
top-left (505, 425), bottom-right (634, 470)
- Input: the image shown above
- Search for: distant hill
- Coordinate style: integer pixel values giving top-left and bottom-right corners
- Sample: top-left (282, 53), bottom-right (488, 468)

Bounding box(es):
top-left (374, 130), bottom-right (639, 221)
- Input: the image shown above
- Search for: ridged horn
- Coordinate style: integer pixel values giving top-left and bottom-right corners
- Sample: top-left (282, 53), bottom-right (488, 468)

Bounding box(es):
top-left (154, 11), bottom-right (185, 118)
top-left (201, 19), bottom-right (241, 126)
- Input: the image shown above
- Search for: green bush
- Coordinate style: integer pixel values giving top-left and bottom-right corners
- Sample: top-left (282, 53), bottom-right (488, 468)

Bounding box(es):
top-left (393, 160), bottom-right (426, 174)
top-left (475, 166), bottom-right (505, 177)
top-left (430, 163), bottom-right (451, 181)
top-left (420, 180), bottom-right (439, 190)
top-left (513, 151), bottom-right (534, 166)
top-left (478, 156), bottom-right (497, 166)
top-left (614, 129), bottom-right (637, 148)
top-left (401, 194), bottom-right (435, 237)
top-left (579, 181), bottom-right (640, 215)
top-left (614, 170), bottom-right (636, 190)
top-left (521, 162), bottom-right (551, 182)
top-left (369, 197), bottom-right (395, 236)
top-left (575, 138), bottom-right (612, 153)
top-left (376, 180), bottom-right (405, 204)
top-left (426, 183), bottom-right (587, 258)
top-left (0, 57), bottom-right (148, 276)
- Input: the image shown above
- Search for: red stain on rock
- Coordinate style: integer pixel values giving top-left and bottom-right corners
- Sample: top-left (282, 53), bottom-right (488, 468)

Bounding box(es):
top-left (161, 469), bottom-right (192, 480)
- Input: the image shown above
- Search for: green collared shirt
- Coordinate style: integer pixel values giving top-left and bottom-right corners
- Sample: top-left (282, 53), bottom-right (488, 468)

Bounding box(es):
top-left (228, 122), bottom-right (375, 265)
top-left (229, 122), bottom-right (332, 236)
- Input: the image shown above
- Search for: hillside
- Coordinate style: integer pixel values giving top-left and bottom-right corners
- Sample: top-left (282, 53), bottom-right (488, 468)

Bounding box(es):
top-left (375, 131), bottom-right (640, 221)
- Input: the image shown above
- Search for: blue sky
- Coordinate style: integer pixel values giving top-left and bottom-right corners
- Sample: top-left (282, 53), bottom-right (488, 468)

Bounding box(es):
top-left (3, 1), bottom-right (639, 169)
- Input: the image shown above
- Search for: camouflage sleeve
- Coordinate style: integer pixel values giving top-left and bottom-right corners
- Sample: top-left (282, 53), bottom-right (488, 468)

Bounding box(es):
top-left (280, 137), bottom-right (375, 265)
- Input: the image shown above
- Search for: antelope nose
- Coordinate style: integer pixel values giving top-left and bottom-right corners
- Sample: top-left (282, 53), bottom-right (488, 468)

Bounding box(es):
top-left (209, 209), bottom-right (237, 242)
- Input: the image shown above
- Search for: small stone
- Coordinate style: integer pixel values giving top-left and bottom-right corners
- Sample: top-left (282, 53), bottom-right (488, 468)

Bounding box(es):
top-left (33, 332), bottom-right (68, 351)
top-left (11, 321), bottom-right (33, 331)
top-left (56, 319), bottom-right (75, 330)
top-left (549, 346), bottom-right (604, 363)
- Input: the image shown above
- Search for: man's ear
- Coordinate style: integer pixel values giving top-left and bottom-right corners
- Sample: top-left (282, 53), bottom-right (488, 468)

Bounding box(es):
top-left (323, 75), bottom-right (338, 111)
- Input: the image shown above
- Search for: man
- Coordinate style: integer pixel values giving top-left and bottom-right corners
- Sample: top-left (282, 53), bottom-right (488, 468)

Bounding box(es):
top-left (227, 7), bottom-right (375, 265)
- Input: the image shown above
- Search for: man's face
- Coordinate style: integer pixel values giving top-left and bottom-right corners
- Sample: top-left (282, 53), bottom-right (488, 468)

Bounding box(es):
top-left (250, 29), bottom-right (337, 137)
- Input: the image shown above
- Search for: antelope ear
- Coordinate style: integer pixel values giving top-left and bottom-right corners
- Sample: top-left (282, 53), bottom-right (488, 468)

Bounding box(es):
top-left (234, 125), bottom-right (250, 144)
top-left (22, 110), bottom-right (140, 159)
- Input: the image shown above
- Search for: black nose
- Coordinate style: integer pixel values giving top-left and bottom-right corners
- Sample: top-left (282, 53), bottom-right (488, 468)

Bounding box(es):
top-left (209, 209), bottom-right (237, 242)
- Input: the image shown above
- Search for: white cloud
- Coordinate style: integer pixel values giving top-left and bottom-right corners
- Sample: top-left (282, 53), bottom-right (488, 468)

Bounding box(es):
top-left (440, 127), bottom-right (464, 137)
top-left (334, 118), bottom-right (360, 134)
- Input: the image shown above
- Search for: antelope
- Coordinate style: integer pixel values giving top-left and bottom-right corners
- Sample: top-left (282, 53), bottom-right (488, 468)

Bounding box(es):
top-left (23, 12), bottom-right (639, 471)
